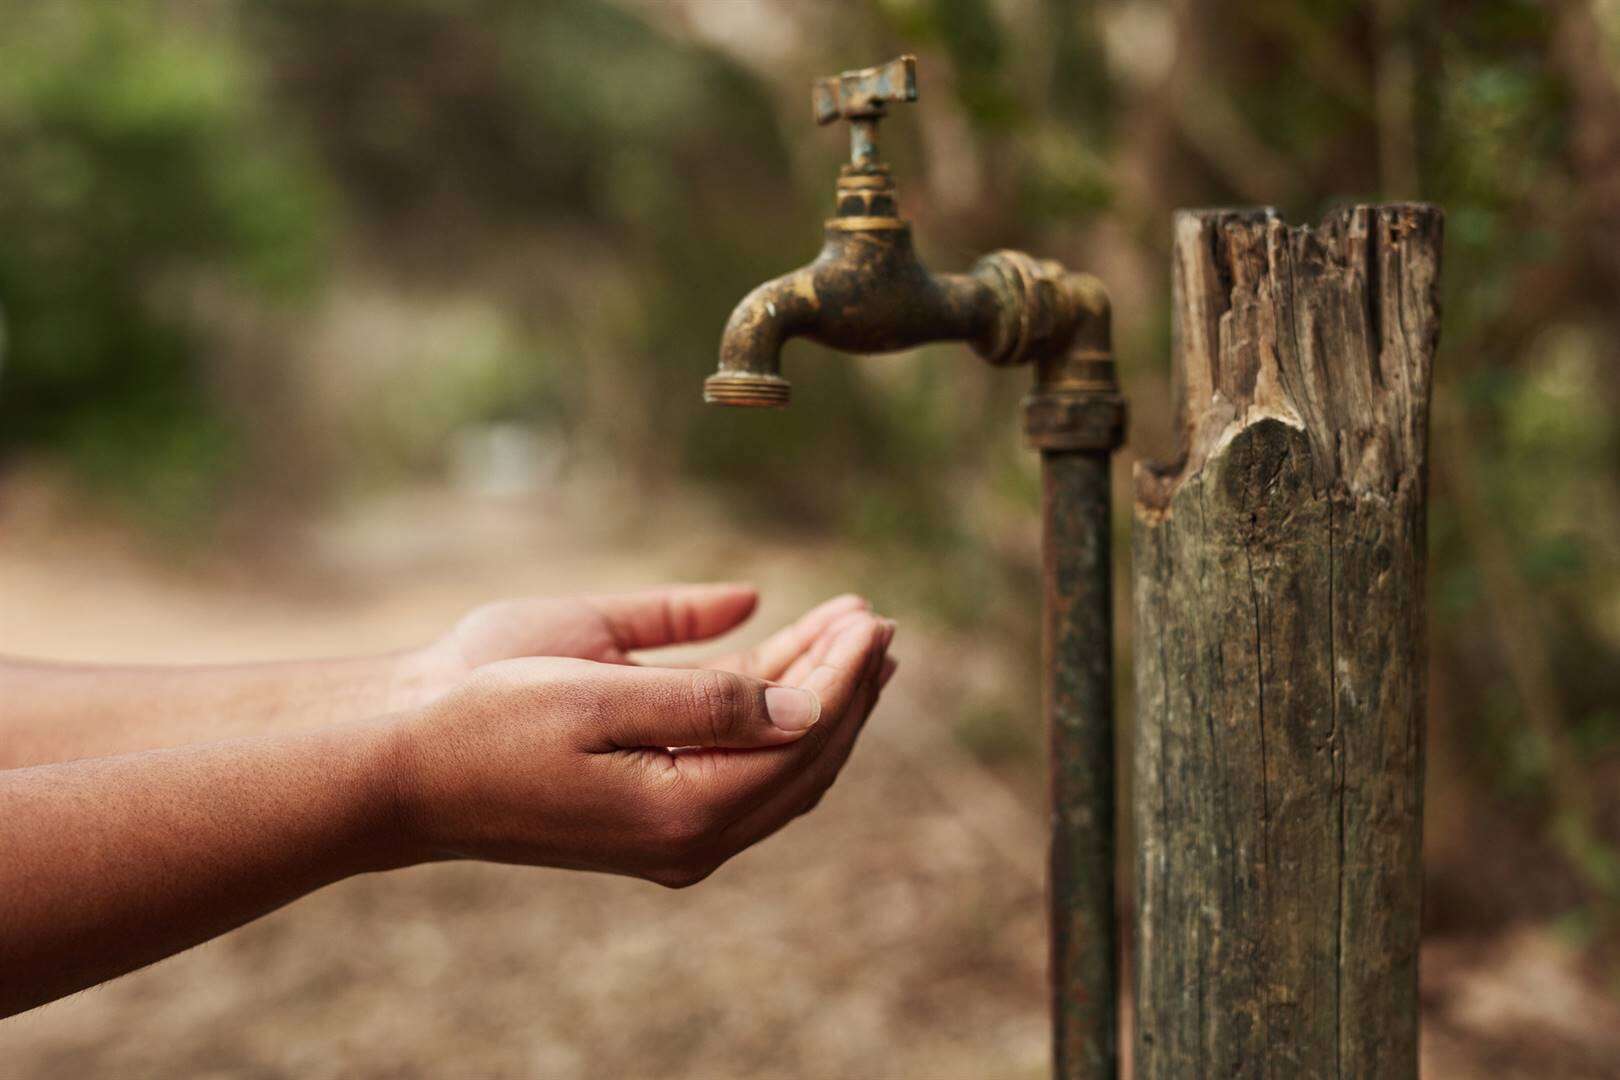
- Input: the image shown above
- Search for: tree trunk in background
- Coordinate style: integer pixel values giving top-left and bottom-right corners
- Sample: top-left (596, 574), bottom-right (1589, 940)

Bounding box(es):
top-left (1132, 205), bottom-right (1443, 1077)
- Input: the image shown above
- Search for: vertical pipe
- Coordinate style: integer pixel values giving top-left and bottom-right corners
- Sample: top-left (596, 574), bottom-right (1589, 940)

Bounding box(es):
top-left (1043, 449), bottom-right (1117, 1079)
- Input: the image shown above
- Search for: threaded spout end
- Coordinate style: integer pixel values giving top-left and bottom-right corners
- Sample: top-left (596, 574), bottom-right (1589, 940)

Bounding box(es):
top-left (703, 372), bottom-right (792, 408)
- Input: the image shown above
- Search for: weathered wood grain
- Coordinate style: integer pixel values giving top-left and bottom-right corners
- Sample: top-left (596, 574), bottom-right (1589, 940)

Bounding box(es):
top-left (1132, 205), bottom-right (1442, 1078)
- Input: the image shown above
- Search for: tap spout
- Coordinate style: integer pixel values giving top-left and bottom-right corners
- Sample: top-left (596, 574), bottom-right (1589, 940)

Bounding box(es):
top-left (705, 219), bottom-right (1021, 408)
top-left (703, 267), bottom-right (820, 408)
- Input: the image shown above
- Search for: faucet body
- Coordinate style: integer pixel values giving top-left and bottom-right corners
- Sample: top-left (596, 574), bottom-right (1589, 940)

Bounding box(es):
top-left (706, 170), bottom-right (996, 407)
top-left (706, 165), bottom-right (1121, 420)
top-left (705, 55), bottom-right (1127, 1079)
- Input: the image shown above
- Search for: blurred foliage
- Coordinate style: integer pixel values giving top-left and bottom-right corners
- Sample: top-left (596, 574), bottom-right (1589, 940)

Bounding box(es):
top-left (3, 0), bottom-right (1620, 966)
top-left (0, 1), bottom-right (330, 526)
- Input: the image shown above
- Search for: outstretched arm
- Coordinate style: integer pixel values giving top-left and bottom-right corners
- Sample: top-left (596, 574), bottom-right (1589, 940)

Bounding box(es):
top-left (0, 610), bottom-right (893, 1018)
top-left (0, 721), bottom-right (399, 1016)
top-left (0, 583), bottom-right (860, 769)
top-left (0, 653), bottom-right (428, 770)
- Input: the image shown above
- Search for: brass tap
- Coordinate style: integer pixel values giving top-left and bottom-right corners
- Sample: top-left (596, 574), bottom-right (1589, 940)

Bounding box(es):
top-left (705, 61), bottom-right (1131, 1072)
top-left (704, 55), bottom-right (1123, 451)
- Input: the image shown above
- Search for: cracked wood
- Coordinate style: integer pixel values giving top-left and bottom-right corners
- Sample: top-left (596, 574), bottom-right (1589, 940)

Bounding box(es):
top-left (1132, 204), bottom-right (1442, 1078)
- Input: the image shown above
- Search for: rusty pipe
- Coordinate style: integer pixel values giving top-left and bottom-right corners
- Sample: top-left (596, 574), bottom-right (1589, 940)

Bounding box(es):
top-left (707, 229), bottom-right (1126, 1080)
top-left (704, 55), bottom-right (1127, 1079)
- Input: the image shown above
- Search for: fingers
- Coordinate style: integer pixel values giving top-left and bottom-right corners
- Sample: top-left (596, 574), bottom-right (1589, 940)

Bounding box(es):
top-left (799, 615), bottom-right (892, 717)
top-left (779, 606), bottom-right (874, 686)
top-left (721, 619), bottom-right (895, 850)
top-left (583, 583), bottom-right (758, 652)
top-left (669, 615), bottom-right (890, 818)
top-left (706, 593), bottom-right (869, 680)
top-left (564, 660), bottom-right (822, 752)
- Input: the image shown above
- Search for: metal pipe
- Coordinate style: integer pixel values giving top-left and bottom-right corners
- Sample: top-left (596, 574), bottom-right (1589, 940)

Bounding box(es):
top-left (1042, 449), bottom-right (1117, 1078)
top-left (1025, 303), bottom-right (1125, 1079)
top-left (706, 54), bottom-right (1129, 1078)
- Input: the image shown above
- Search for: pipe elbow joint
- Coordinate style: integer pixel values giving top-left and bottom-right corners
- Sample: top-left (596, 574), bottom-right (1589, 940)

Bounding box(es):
top-left (1061, 272), bottom-right (1111, 358)
top-left (969, 253), bottom-right (1112, 369)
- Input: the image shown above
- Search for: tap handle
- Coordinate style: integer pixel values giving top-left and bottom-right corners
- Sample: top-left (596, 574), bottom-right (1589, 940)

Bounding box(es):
top-left (812, 55), bottom-right (917, 125)
top-left (813, 55), bottom-right (916, 169)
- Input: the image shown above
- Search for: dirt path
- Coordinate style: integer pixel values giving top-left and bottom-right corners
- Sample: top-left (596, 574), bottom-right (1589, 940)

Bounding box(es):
top-left (1, 483), bottom-right (1614, 1077)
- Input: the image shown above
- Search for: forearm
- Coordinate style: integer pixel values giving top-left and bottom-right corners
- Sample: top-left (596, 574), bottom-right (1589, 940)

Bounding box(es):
top-left (0, 653), bottom-right (447, 769)
top-left (0, 722), bottom-right (403, 1016)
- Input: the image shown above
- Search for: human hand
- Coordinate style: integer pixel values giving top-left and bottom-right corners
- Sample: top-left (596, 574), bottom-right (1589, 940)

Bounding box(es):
top-left (407, 584), bottom-right (869, 698)
top-left (390, 608), bottom-right (895, 886)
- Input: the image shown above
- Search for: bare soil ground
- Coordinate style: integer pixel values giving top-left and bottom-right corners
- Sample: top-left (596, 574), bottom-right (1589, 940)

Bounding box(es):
top-left (2, 482), bottom-right (1616, 1078)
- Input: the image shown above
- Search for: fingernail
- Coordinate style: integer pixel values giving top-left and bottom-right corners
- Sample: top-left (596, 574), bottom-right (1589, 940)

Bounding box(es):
top-left (766, 686), bottom-right (821, 731)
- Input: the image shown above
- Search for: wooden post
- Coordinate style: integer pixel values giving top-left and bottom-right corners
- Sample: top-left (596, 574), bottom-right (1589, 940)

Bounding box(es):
top-left (1132, 205), bottom-right (1442, 1077)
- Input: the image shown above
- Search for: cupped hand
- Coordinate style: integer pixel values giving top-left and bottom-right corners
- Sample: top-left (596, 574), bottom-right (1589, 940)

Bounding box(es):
top-left (412, 584), bottom-right (870, 690)
top-left (390, 609), bottom-right (896, 886)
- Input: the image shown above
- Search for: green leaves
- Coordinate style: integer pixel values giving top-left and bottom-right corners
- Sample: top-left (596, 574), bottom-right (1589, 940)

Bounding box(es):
top-left (0, 1), bottom-right (329, 525)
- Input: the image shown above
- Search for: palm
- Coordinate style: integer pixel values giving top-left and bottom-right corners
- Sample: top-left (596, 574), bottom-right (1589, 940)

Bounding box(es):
top-left (435, 588), bottom-right (872, 688)
top-left (446, 599), bottom-right (627, 670)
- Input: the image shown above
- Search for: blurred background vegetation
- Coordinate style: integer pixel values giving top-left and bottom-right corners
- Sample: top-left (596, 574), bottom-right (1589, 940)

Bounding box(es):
top-left (3, 0), bottom-right (1619, 983)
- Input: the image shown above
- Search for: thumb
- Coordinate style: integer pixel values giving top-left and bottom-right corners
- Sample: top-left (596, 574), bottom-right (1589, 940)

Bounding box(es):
top-left (578, 664), bottom-right (821, 751)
